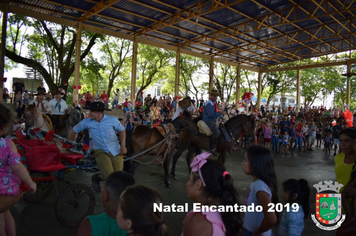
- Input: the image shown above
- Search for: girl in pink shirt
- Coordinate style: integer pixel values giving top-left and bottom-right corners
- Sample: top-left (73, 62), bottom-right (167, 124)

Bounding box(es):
top-left (0, 103), bottom-right (36, 235)
top-left (183, 153), bottom-right (242, 236)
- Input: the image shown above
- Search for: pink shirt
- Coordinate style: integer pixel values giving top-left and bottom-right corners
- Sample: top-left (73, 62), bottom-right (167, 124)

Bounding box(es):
top-left (0, 138), bottom-right (22, 196)
top-left (182, 209), bottom-right (226, 236)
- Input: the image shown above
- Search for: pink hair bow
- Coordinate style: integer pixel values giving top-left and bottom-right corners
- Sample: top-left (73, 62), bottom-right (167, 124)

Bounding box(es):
top-left (190, 152), bottom-right (211, 186)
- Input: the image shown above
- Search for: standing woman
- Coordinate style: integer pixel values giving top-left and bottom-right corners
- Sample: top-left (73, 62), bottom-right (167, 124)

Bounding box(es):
top-left (335, 128), bottom-right (356, 235)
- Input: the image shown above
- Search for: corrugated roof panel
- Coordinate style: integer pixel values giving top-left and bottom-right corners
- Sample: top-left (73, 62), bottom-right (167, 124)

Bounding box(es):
top-left (158, 26), bottom-right (198, 41)
top-left (174, 20), bottom-right (218, 36)
top-left (90, 15), bottom-right (141, 32)
top-left (203, 7), bottom-right (241, 27)
top-left (100, 7), bottom-right (153, 28)
top-left (113, 0), bottom-right (172, 22)
top-left (147, 31), bottom-right (182, 44)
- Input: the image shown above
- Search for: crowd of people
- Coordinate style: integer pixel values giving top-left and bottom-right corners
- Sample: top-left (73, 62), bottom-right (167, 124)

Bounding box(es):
top-left (1, 82), bottom-right (356, 236)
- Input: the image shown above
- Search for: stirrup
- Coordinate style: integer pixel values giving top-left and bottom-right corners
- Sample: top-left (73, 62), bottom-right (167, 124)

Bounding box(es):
top-left (210, 148), bottom-right (220, 156)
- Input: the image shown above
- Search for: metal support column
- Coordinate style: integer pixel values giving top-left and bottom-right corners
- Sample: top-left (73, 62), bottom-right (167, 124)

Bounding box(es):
top-left (209, 56), bottom-right (214, 92)
top-left (296, 66), bottom-right (301, 113)
top-left (235, 63), bottom-right (241, 106)
top-left (346, 60), bottom-right (351, 110)
top-left (0, 4), bottom-right (8, 102)
top-left (131, 36), bottom-right (138, 105)
top-left (175, 47), bottom-right (180, 98)
top-left (73, 22), bottom-right (82, 103)
top-left (256, 70), bottom-right (262, 109)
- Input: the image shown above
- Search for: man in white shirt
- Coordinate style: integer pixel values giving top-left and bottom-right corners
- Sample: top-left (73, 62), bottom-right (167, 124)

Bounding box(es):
top-left (29, 91), bottom-right (52, 114)
top-left (172, 97), bottom-right (196, 121)
top-left (49, 90), bottom-right (68, 132)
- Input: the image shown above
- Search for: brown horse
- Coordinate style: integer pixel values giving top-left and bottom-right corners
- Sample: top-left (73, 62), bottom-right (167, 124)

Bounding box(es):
top-left (124, 112), bottom-right (196, 187)
top-left (170, 114), bottom-right (256, 178)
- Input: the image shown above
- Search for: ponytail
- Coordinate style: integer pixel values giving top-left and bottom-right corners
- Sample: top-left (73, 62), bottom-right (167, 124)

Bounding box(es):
top-left (197, 160), bottom-right (243, 236)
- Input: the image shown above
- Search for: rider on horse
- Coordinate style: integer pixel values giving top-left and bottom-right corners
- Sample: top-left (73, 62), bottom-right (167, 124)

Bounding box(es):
top-left (203, 89), bottom-right (226, 156)
top-left (29, 90), bottom-right (52, 114)
top-left (48, 90), bottom-right (68, 132)
top-left (172, 97), bottom-right (196, 121)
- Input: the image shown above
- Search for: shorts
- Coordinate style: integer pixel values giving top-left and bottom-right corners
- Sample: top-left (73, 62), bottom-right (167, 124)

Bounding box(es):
top-left (333, 139), bottom-right (340, 145)
top-left (316, 134), bottom-right (322, 139)
top-left (282, 141), bottom-right (288, 145)
top-left (324, 142), bottom-right (330, 148)
top-left (264, 138), bottom-right (271, 143)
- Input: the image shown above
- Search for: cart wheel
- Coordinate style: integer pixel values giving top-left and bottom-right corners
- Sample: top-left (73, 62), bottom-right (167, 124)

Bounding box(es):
top-left (55, 183), bottom-right (96, 227)
top-left (23, 172), bottom-right (53, 203)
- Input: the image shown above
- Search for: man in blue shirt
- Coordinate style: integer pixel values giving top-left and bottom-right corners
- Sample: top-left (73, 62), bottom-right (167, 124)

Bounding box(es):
top-left (203, 89), bottom-right (225, 155)
top-left (68, 102), bottom-right (126, 193)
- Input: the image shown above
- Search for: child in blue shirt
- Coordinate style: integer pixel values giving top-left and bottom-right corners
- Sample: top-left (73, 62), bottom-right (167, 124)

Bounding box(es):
top-left (279, 179), bottom-right (310, 236)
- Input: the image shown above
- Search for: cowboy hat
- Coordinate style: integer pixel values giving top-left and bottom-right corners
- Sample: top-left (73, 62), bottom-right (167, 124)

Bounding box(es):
top-left (83, 102), bottom-right (111, 111)
top-left (178, 97), bottom-right (191, 109)
top-left (209, 89), bottom-right (221, 96)
top-left (35, 90), bottom-right (47, 96)
top-left (53, 90), bottom-right (65, 95)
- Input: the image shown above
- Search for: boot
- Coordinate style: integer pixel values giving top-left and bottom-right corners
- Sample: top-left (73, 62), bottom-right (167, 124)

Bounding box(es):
top-left (91, 173), bottom-right (103, 193)
top-left (209, 136), bottom-right (220, 156)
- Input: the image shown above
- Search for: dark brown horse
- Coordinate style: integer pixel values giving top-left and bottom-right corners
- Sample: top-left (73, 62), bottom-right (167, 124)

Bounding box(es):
top-left (124, 112), bottom-right (196, 187)
top-left (170, 114), bottom-right (256, 178)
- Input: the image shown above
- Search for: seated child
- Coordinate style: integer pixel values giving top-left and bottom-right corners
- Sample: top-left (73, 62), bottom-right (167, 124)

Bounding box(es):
top-left (77, 171), bottom-right (135, 236)
top-left (116, 185), bottom-right (170, 236)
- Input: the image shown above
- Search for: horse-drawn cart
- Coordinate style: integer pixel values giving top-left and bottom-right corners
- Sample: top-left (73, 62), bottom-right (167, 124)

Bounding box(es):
top-left (15, 136), bottom-right (97, 227)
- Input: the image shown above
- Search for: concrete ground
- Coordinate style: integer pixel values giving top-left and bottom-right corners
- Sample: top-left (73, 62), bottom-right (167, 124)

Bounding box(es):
top-left (11, 145), bottom-right (336, 236)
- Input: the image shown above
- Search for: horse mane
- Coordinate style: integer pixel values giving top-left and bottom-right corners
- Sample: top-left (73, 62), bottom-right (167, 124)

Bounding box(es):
top-left (182, 110), bottom-right (192, 119)
top-left (25, 104), bottom-right (36, 113)
top-left (225, 114), bottom-right (248, 125)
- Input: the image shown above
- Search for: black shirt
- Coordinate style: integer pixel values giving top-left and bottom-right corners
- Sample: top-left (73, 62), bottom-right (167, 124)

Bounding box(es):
top-left (37, 87), bottom-right (46, 93)
top-left (14, 82), bottom-right (25, 93)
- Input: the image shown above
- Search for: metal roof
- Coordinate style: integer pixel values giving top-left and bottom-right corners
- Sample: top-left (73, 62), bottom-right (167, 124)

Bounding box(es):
top-left (1, 0), bottom-right (356, 70)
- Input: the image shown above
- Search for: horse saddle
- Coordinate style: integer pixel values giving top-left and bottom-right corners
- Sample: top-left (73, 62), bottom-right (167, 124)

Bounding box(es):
top-left (42, 114), bottom-right (53, 130)
top-left (197, 120), bottom-right (232, 142)
top-left (197, 120), bottom-right (213, 136)
top-left (154, 123), bottom-right (174, 137)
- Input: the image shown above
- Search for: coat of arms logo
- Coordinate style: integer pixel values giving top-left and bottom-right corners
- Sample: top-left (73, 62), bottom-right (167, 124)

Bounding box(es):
top-left (311, 181), bottom-right (346, 230)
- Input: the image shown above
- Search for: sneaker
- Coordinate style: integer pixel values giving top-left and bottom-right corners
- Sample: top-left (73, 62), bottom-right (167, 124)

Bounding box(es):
top-left (91, 173), bottom-right (102, 193)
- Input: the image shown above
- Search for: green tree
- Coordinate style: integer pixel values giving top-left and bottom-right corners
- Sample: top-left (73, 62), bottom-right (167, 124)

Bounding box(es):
top-left (99, 36), bottom-right (132, 102)
top-left (2, 14), bottom-right (101, 96)
top-left (135, 44), bottom-right (174, 100)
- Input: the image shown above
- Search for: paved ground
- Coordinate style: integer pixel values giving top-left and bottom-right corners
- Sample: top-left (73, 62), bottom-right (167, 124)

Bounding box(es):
top-left (11, 145), bottom-right (336, 236)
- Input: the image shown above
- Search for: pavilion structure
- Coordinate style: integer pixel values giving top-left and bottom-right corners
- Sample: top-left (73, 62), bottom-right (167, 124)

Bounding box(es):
top-left (1, 0), bottom-right (356, 110)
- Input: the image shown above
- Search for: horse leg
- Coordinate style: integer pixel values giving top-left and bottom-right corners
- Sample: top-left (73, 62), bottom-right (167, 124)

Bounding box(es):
top-left (170, 149), bottom-right (185, 179)
top-left (163, 153), bottom-right (172, 188)
top-left (186, 145), bottom-right (196, 174)
top-left (124, 160), bottom-right (139, 176)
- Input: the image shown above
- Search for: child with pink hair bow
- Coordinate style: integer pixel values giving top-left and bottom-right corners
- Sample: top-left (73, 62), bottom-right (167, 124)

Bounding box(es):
top-left (182, 152), bottom-right (242, 236)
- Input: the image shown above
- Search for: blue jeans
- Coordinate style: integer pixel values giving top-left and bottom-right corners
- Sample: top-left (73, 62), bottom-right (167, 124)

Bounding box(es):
top-left (205, 120), bottom-right (220, 138)
top-left (112, 100), bottom-right (118, 109)
top-left (294, 136), bottom-right (303, 153)
top-left (272, 135), bottom-right (279, 153)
